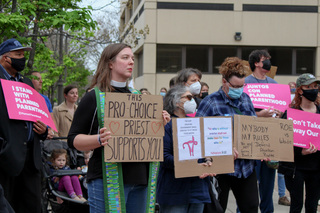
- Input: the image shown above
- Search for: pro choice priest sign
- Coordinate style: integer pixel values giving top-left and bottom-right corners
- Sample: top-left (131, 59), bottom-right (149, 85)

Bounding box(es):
top-left (1, 79), bottom-right (57, 131)
top-left (103, 93), bottom-right (164, 162)
top-left (244, 83), bottom-right (291, 112)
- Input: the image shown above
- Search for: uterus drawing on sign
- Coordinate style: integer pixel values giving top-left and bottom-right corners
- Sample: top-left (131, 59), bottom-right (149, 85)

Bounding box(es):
top-left (183, 136), bottom-right (198, 156)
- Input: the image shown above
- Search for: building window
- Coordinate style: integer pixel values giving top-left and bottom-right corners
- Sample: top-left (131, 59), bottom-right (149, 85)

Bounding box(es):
top-left (186, 46), bottom-right (209, 72)
top-left (156, 45), bottom-right (182, 73)
top-left (296, 49), bottom-right (315, 74)
top-left (156, 44), bottom-right (315, 75)
top-left (213, 47), bottom-right (237, 73)
top-left (268, 48), bottom-right (292, 75)
top-left (242, 47), bottom-right (293, 75)
top-left (241, 47), bottom-right (262, 62)
top-left (137, 51), bottom-right (143, 77)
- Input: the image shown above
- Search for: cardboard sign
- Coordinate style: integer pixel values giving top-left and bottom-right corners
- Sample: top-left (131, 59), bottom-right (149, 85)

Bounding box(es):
top-left (103, 93), bottom-right (164, 162)
top-left (244, 84), bottom-right (291, 112)
top-left (1, 79), bottom-right (57, 131)
top-left (233, 114), bottom-right (294, 162)
top-left (242, 60), bottom-right (278, 79)
top-left (172, 117), bottom-right (234, 178)
top-left (287, 108), bottom-right (320, 150)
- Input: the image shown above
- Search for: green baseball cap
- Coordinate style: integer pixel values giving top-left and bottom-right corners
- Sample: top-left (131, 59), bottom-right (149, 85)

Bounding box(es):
top-left (296, 73), bottom-right (320, 88)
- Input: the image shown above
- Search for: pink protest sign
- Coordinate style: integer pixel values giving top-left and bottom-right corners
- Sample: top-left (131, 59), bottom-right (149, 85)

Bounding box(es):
top-left (1, 79), bottom-right (57, 131)
top-left (287, 108), bottom-right (320, 150)
top-left (244, 83), bottom-right (291, 112)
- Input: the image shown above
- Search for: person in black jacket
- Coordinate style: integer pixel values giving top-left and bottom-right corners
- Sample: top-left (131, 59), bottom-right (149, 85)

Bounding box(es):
top-left (0, 38), bottom-right (48, 213)
top-left (68, 43), bottom-right (170, 213)
top-left (279, 73), bottom-right (320, 213)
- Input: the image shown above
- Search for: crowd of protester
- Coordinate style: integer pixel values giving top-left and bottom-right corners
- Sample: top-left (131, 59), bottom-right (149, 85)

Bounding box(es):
top-left (0, 38), bottom-right (319, 213)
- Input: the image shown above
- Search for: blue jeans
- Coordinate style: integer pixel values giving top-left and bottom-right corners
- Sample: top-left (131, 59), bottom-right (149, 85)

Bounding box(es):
top-left (256, 160), bottom-right (275, 213)
top-left (160, 203), bottom-right (204, 213)
top-left (87, 179), bottom-right (148, 213)
top-left (124, 184), bottom-right (148, 213)
top-left (87, 179), bottom-right (104, 213)
top-left (278, 172), bottom-right (286, 198)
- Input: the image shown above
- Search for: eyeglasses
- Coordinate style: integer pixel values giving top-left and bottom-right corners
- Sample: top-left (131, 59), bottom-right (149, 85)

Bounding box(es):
top-left (226, 79), bottom-right (247, 89)
top-left (181, 94), bottom-right (193, 101)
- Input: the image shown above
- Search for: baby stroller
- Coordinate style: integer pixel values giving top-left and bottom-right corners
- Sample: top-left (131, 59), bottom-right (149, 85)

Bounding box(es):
top-left (40, 137), bottom-right (89, 213)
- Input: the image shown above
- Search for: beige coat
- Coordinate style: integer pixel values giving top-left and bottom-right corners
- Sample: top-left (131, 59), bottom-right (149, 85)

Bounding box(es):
top-left (52, 102), bottom-right (77, 138)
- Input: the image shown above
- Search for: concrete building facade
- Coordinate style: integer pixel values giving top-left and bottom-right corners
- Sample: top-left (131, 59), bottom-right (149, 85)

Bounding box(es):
top-left (120, 0), bottom-right (320, 95)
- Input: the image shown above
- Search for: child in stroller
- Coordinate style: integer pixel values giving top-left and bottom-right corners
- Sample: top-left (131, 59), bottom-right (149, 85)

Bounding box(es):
top-left (49, 149), bottom-right (87, 202)
top-left (41, 138), bottom-right (89, 213)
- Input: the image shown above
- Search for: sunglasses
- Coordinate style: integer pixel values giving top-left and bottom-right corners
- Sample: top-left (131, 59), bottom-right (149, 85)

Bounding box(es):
top-left (181, 94), bottom-right (193, 101)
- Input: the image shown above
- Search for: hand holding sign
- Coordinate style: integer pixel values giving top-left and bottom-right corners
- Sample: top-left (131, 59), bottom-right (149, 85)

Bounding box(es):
top-left (199, 173), bottom-right (216, 179)
top-left (162, 110), bottom-right (171, 126)
top-left (256, 107), bottom-right (275, 117)
top-left (99, 127), bottom-right (112, 146)
top-left (301, 142), bottom-right (318, 155)
top-left (33, 120), bottom-right (47, 135)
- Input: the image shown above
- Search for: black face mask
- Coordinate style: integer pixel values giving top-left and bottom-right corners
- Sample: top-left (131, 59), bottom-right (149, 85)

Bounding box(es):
top-left (262, 59), bottom-right (271, 71)
top-left (201, 92), bottom-right (209, 99)
top-left (8, 57), bottom-right (26, 72)
top-left (302, 89), bottom-right (318, 102)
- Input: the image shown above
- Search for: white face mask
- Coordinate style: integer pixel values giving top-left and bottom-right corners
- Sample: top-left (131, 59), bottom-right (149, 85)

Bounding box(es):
top-left (188, 81), bottom-right (201, 95)
top-left (183, 98), bottom-right (197, 114)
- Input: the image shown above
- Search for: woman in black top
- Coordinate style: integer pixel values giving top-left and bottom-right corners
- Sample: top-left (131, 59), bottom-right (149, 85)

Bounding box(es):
top-left (280, 73), bottom-right (320, 213)
top-left (67, 43), bottom-right (170, 213)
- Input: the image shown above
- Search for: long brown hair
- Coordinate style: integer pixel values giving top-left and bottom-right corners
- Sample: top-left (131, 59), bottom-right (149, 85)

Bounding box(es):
top-left (90, 43), bottom-right (131, 92)
top-left (291, 86), bottom-right (320, 109)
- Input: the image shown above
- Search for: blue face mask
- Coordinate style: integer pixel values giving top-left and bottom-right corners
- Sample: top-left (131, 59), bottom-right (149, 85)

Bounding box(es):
top-left (228, 87), bottom-right (244, 99)
top-left (290, 88), bottom-right (296, 93)
top-left (160, 92), bottom-right (166, 97)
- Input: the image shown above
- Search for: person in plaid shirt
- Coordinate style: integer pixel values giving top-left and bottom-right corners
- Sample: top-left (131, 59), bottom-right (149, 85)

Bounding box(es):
top-left (196, 57), bottom-right (259, 213)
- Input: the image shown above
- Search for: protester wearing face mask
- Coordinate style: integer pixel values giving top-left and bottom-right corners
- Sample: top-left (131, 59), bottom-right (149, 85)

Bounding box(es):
top-left (245, 50), bottom-right (290, 212)
top-left (159, 87), bottom-right (167, 97)
top-left (157, 85), bottom-right (213, 213)
top-left (0, 38), bottom-right (48, 213)
top-left (194, 82), bottom-right (210, 108)
top-left (197, 57), bottom-right (259, 213)
top-left (279, 73), bottom-right (320, 213)
top-left (246, 49), bottom-right (282, 117)
top-left (288, 82), bottom-right (297, 101)
top-left (175, 68), bottom-right (202, 112)
top-left (200, 82), bottom-right (209, 99)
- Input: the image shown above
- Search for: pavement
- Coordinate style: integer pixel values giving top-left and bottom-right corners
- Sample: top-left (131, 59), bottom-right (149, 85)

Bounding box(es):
top-left (225, 173), bottom-right (320, 213)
